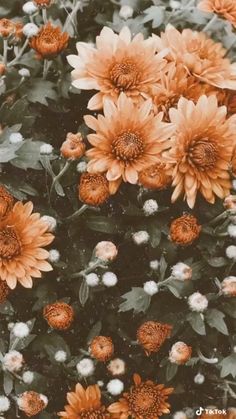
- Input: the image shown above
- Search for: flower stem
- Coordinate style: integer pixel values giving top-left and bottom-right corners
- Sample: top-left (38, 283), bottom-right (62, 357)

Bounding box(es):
top-left (42, 7), bottom-right (47, 24)
top-left (63, 1), bottom-right (81, 33)
top-left (203, 14), bottom-right (217, 32)
top-left (50, 160), bottom-right (71, 196)
top-left (197, 348), bottom-right (218, 364)
top-left (3, 39), bottom-right (8, 66)
top-left (8, 39), bottom-right (29, 67)
top-left (208, 210), bottom-right (232, 226)
top-left (65, 204), bottom-right (89, 222)
top-left (71, 259), bottom-right (105, 279)
top-left (43, 59), bottom-right (50, 79)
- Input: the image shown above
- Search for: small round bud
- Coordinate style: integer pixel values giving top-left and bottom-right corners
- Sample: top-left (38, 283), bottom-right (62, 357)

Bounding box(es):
top-left (188, 292), bottom-right (208, 312)
top-left (23, 23), bottom-right (39, 37)
top-left (3, 350), bottom-right (24, 372)
top-left (226, 245), bottom-right (236, 260)
top-left (41, 215), bottom-right (57, 232)
top-left (102, 272), bottom-right (118, 287)
top-left (107, 379), bottom-right (124, 395)
top-left (0, 396), bottom-right (10, 412)
top-left (9, 132), bottom-right (23, 144)
top-left (76, 358), bottom-right (94, 377)
top-left (22, 371), bottom-right (34, 384)
top-left (12, 322), bottom-right (30, 338)
top-left (40, 143), bottom-right (53, 155)
top-left (48, 249), bottom-right (60, 263)
top-left (22, 1), bottom-right (38, 14)
top-left (132, 230), bottom-right (150, 245)
top-left (94, 241), bottom-right (118, 262)
top-left (171, 262), bottom-right (192, 281)
top-left (76, 161), bottom-right (87, 173)
top-left (169, 341), bottom-right (192, 364)
top-left (221, 276), bottom-right (236, 297)
top-left (143, 280), bottom-right (158, 296)
top-left (86, 273), bottom-right (99, 287)
top-left (228, 224), bottom-right (236, 238)
top-left (54, 350), bottom-right (67, 363)
top-left (18, 68), bottom-right (30, 78)
top-left (149, 260), bottom-right (159, 270)
top-left (119, 5), bottom-right (134, 20)
top-left (107, 358), bottom-right (126, 376)
top-left (194, 373), bottom-right (205, 384)
top-left (143, 199), bottom-right (159, 216)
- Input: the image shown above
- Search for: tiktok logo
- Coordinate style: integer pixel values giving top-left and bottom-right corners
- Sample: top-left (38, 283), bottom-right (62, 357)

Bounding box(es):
top-left (196, 407), bottom-right (204, 416)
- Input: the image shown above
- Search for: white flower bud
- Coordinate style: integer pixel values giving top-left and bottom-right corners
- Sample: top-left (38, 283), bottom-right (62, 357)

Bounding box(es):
top-left (86, 273), bottom-right (100, 287)
top-left (54, 350), bottom-right (67, 363)
top-left (76, 161), bottom-right (87, 173)
top-left (12, 322), bottom-right (30, 338)
top-left (143, 199), bottom-right (159, 216)
top-left (48, 249), bottom-right (60, 263)
top-left (76, 358), bottom-right (94, 377)
top-left (102, 272), bottom-right (118, 287)
top-left (171, 262), bottom-right (192, 281)
top-left (9, 132), bottom-right (24, 144)
top-left (228, 224), bottom-right (236, 238)
top-left (22, 1), bottom-right (38, 14)
top-left (143, 280), bottom-right (158, 296)
top-left (107, 379), bottom-right (124, 395)
top-left (173, 412), bottom-right (187, 419)
top-left (188, 292), bottom-right (208, 312)
top-left (22, 371), bottom-right (34, 384)
top-left (3, 351), bottom-right (24, 372)
top-left (226, 245), bottom-right (236, 260)
top-left (149, 260), bottom-right (159, 270)
top-left (107, 358), bottom-right (126, 376)
top-left (23, 23), bottom-right (39, 38)
top-left (119, 5), bottom-right (134, 20)
top-left (94, 241), bottom-right (118, 262)
top-left (41, 215), bottom-right (57, 232)
top-left (0, 396), bottom-right (10, 412)
top-left (18, 68), bottom-right (30, 78)
top-left (40, 143), bottom-right (53, 155)
top-left (194, 373), bottom-right (205, 384)
top-left (132, 230), bottom-right (150, 245)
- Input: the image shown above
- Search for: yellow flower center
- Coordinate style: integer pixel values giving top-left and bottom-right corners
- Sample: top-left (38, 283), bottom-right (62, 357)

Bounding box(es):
top-left (127, 384), bottom-right (162, 417)
top-left (110, 59), bottom-right (140, 90)
top-left (80, 408), bottom-right (108, 418)
top-left (0, 227), bottom-right (21, 259)
top-left (189, 139), bottom-right (218, 170)
top-left (112, 131), bottom-right (144, 162)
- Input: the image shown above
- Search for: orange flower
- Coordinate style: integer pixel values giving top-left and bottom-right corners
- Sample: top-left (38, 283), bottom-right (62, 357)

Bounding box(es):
top-left (0, 19), bottom-right (15, 37)
top-left (154, 25), bottom-right (236, 90)
top-left (151, 63), bottom-right (217, 119)
top-left (165, 95), bottom-right (234, 208)
top-left (0, 201), bottom-right (54, 289)
top-left (58, 383), bottom-right (110, 418)
top-left (43, 301), bottom-right (74, 330)
top-left (170, 214), bottom-right (201, 246)
top-left (108, 374), bottom-right (173, 419)
top-left (169, 342), bottom-right (192, 365)
top-left (0, 63), bottom-right (6, 75)
top-left (232, 146), bottom-right (236, 176)
top-left (34, 0), bottom-right (53, 6)
top-left (224, 195), bottom-right (236, 210)
top-left (0, 185), bottom-right (14, 218)
top-left (78, 173), bottom-right (110, 206)
top-left (138, 162), bottom-right (172, 190)
top-left (18, 391), bottom-right (47, 417)
top-left (67, 26), bottom-right (169, 110)
top-left (221, 276), bottom-right (236, 296)
top-left (198, 0), bottom-right (236, 27)
top-left (60, 132), bottom-right (85, 160)
top-left (30, 22), bottom-right (69, 59)
top-left (90, 336), bottom-right (114, 362)
top-left (85, 93), bottom-right (174, 194)
top-left (0, 280), bottom-right (10, 303)
top-left (137, 321), bottom-right (172, 355)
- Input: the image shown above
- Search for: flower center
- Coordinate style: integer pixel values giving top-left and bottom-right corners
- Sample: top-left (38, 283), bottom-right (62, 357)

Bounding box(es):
top-left (110, 59), bottom-right (140, 90)
top-left (128, 384), bottom-right (161, 416)
top-left (0, 227), bottom-right (21, 259)
top-left (80, 408), bottom-right (108, 418)
top-left (112, 131), bottom-right (144, 162)
top-left (189, 139), bottom-right (218, 170)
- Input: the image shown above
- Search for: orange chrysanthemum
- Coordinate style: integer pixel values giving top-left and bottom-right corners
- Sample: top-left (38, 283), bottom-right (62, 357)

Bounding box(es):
top-left (0, 19), bottom-right (16, 37)
top-left (232, 146), bottom-right (236, 176)
top-left (169, 341), bottom-right (192, 365)
top-left (67, 26), bottom-right (169, 110)
top-left (165, 95), bottom-right (235, 208)
top-left (108, 374), bottom-right (173, 419)
top-left (90, 336), bottom-right (114, 362)
top-left (30, 22), bottom-right (69, 59)
top-left (0, 185), bottom-right (14, 218)
top-left (154, 25), bottom-right (236, 90)
top-left (34, 0), bottom-right (53, 6)
top-left (78, 173), bottom-right (110, 206)
top-left (0, 201), bottom-right (54, 289)
top-left (85, 93), bottom-right (174, 194)
top-left (137, 321), bottom-right (172, 355)
top-left (0, 280), bottom-right (10, 303)
top-left (198, 0), bottom-right (236, 27)
top-left (138, 162), bottom-right (172, 190)
top-left (60, 133), bottom-right (85, 160)
top-left (43, 301), bottom-right (74, 330)
top-left (170, 214), bottom-right (201, 246)
top-left (18, 391), bottom-right (47, 417)
top-left (58, 383), bottom-right (110, 418)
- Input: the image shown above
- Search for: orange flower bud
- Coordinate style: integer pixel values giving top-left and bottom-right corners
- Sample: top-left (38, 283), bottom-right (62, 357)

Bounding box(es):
top-left (0, 63), bottom-right (6, 76)
top-left (78, 173), bottom-right (110, 206)
top-left (0, 185), bottom-right (14, 218)
top-left (30, 22), bottom-right (69, 59)
top-left (18, 391), bottom-right (48, 417)
top-left (43, 301), bottom-right (74, 330)
top-left (169, 341), bottom-right (192, 364)
top-left (170, 214), bottom-right (201, 246)
top-left (90, 336), bottom-right (114, 362)
top-left (60, 132), bottom-right (86, 160)
top-left (139, 163), bottom-right (172, 190)
top-left (137, 321), bottom-right (172, 355)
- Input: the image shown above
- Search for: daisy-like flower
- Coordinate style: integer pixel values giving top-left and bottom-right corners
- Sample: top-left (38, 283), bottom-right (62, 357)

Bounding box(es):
top-left (85, 93), bottom-right (174, 194)
top-left (108, 373), bottom-right (173, 419)
top-left (198, 0), bottom-right (236, 28)
top-left (154, 25), bottom-right (236, 90)
top-left (30, 22), bottom-right (69, 59)
top-left (58, 383), bottom-right (110, 418)
top-left (0, 201), bottom-right (54, 289)
top-left (67, 26), bottom-right (169, 110)
top-left (165, 95), bottom-right (234, 208)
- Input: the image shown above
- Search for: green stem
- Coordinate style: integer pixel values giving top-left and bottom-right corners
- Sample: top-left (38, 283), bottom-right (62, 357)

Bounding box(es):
top-left (42, 7), bottom-right (47, 24)
top-left (65, 204), bottom-right (89, 222)
top-left (3, 39), bottom-right (8, 66)
top-left (71, 259), bottom-right (105, 279)
top-left (197, 348), bottom-right (218, 364)
top-left (63, 0), bottom-right (81, 32)
top-left (203, 14), bottom-right (217, 32)
top-left (8, 39), bottom-right (29, 67)
top-left (43, 59), bottom-right (50, 80)
top-left (208, 210), bottom-right (230, 226)
top-left (50, 160), bottom-right (71, 196)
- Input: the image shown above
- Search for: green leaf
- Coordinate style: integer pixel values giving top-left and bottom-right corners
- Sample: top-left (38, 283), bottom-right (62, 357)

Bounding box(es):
top-left (119, 287), bottom-right (151, 314)
top-left (148, 223), bottom-right (162, 248)
top-left (3, 372), bottom-right (13, 395)
top-left (0, 139), bottom-right (23, 163)
top-left (79, 280), bottom-right (89, 307)
top-left (159, 255), bottom-right (168, 281)
top-left (142, 6), bottom-right (165, 28)
top-left (205, 309), bottom-right (229, 335)
top-left (207, 257), bottom-right (228, 267)
top-left (187, 312), bottom-right (206, 335)
top-left (220, 354), bottom-right (236, 378)
top-left (27, 79), bottom-right (57, 105)
top-left (221, 300), bottom-right (236, 319)
top-left (12, 140), bottom-right (50, 170)
top-left (86, 216), bottom-right (125, 234)
top-left (86, 321), bottom-right (102, 344)
top-left (166, 363), bottom-right (178, 381)
top-left (0, 300), bottom-right (14, 315)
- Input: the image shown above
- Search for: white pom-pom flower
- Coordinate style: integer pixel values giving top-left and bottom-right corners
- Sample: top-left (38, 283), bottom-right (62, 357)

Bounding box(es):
top-left (22, 1), bottom-right (38, 14)
top-left (188, 292), bottom-right (208, 312)
top-left (149, 260), bottom-right (159, 270)
top-left (102, 272), bottom-right (118, 287)
top-left (18, 68), bottom-right (31, 78)
top-left (41, 215), bottom-right (57, 232)
top-left (48, 249), bottom-right (60, 263)
top-left (22, 371), bottom-right (34, 384)
top-left (171, 262), bottom-right (192, 281)
top-left (107, 358), bottom-right (126, 376)
top-left (3, 350), bottom-right (24, 372)
top-left (132, 231), bottom-right (150, 245)
top-left (86, 273), bottom-right (100, 287)
top-left (54, 350), bottom-right (67, 363)
top-left (194, 373), bottom-right (205, 384)
top-left (143, 280), bottom-right (158, 296)
top-left (226, 245), bottom-right (236, 260)
top-left (119, 5), bottom-right (134, 19)
top-left (40, 144), bottom-right (53, 155)
top-left (0, 396), bottom-right (10, 412)
top-left (12, 322), bottom-right (30, 338)
top-left (173, 411), bottom-right (187, 419)
top-left (76, 358), bottom-right (94, 377)
top-left (23, 23), bottom-right (39, 37)
top-left (228, 224), bottom-right (236, 238)
top-left (76, 161), bottom-right (87, 173)
top-left (9, 132), bottom-right (24, 144)
top-left (107, 379), bottom-right (124, 395)
top-left (143, 199), bottom-right (159, 216)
